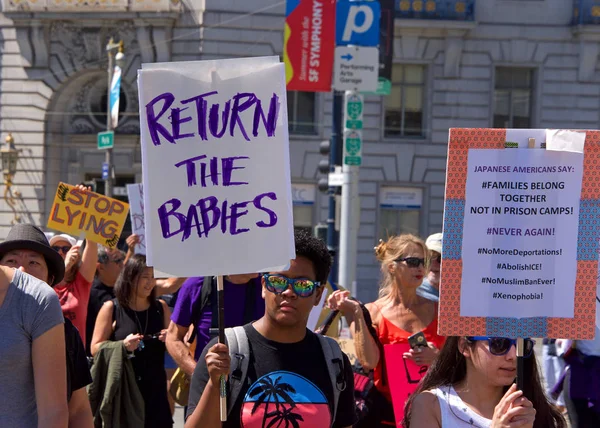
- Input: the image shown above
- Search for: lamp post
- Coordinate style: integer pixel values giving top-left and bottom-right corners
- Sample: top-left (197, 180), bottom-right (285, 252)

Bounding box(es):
top-left (105, 38), bottom-right (125, 198)
top-left (1, 133), bottom-right (22, 223)
top-left (1, 133), bottom-right (19, 186)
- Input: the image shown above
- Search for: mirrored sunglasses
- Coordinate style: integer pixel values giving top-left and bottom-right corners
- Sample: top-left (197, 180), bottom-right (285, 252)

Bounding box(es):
top-left (396, 257), bottom-right (425, 268)
top-left (263, 274), bottom-right (321, 298)
top-left (468, 336), bottom-right (535, 358)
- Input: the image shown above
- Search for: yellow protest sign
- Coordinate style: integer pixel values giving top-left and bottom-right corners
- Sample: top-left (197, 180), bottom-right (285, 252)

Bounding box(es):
top-left (47, 182), bottom-right (130, 248)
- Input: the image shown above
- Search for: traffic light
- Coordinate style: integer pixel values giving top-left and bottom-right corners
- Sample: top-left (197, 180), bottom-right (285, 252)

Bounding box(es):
top-left (318, 139), bottom-right (331, 193)
top-left (314, 223), bottom-right (327, 242)
top-left (80, 180), bottom-right (98, 193)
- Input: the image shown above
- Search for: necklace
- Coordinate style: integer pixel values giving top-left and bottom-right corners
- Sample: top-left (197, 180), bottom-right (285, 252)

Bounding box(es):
top-left (444, 385), bottom-right (490, 428)
top-left (133, 308), bottom-right (149, 351)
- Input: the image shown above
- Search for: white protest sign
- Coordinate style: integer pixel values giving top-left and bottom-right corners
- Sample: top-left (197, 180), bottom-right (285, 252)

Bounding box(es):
top-left (138, 57), bottom-right (295, 277)
top-left (461, 148), bottom-right (584, 318)
top-left (126, 183), bottom-right (146, 255)
top-left (307, 289), bottom-right (329, 332)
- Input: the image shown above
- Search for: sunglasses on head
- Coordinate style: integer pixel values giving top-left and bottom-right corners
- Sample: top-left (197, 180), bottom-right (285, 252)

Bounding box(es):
top-left (396, 257), bottom-right (425, 268)
top-left (263, 274), bottom-right (321, 298)
top-left (52, 245), bottom-right (72, 254)
top-left (468, 336), bottom-right (535, 358)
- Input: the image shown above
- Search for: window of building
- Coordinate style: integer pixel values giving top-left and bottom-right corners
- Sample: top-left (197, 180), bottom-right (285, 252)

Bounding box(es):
top-left (384, 64), bottom-right (425, 138)
top-left (378, 187), bottom-right (422, 239)
top-left (292, 183), bottom-right (316, 234)
top-left (493, 68), bottom-right (533, 128)
top-left (287, 91), bottom-right (317, 135)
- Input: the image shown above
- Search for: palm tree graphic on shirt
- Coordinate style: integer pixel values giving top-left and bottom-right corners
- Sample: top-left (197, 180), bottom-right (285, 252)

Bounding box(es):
top-left (264, 406), bottom-right (304, 428)
top-left (243, 371), bottom-right (331, 428)
top-left (248, 375), bottom-right (298, 427)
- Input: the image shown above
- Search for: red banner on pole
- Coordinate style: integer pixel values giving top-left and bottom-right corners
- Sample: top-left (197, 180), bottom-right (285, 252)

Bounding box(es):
top-left (284, 0), bottom-right (336, 92)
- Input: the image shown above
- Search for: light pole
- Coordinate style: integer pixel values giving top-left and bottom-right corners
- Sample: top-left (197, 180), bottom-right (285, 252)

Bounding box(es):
top-left (1, 133), bottom-right (22, 224)
top-left (105, 38), bottom-right (125, 198)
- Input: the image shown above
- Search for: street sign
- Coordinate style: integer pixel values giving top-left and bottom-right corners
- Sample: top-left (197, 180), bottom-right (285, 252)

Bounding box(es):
top-left (343, 130), bottom-right (362, 166)
top-left (102, 162), bottom-right (109, 180)
top-left (97, 131), bottom-right (114, 150)
top-left (328, 171), bottom-right (344, 187)
top-left (344, 92), bottom-right (364, 130)
top-left (336, 0), bottom-right (381, 46)
top-left (113, 186), bottom-right (128, 197)
top-left (334, 46), bottom-right (379, 92)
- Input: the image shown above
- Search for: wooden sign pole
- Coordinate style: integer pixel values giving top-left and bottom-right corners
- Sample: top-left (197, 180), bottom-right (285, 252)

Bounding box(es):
top-left (217, 275), bottom-right (227, 421)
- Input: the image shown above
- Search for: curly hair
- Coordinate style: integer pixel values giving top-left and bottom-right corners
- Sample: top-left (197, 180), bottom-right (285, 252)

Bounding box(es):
top-left (374, 234), bottom-right (429, 300)
top-left (294, 229), bottom-right (332, 284)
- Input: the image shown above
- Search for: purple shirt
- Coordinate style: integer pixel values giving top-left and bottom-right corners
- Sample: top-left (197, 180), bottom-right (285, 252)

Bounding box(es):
top-left (171, 276), bottom-right (265, 361)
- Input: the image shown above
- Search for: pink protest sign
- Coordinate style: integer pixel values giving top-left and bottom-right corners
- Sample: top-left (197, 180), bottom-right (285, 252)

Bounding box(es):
top-left (384, 343), bottom-right (428, 427)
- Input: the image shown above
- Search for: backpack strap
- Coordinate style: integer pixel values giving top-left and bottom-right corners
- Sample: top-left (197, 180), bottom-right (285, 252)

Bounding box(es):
top-left (316, 334), bottom-right (346, 425)
top-left (225, 326), bottom-right (250, 416)
top-left (187, 276), bottom-right (214, 344)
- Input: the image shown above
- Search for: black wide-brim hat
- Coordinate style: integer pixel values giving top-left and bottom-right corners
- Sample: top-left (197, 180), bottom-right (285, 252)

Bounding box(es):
top-left (0, 224), bottom-right (65, 286)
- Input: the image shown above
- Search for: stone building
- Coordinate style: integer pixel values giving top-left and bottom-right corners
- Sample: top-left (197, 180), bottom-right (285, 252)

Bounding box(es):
top-left (0, 0), bottom-right (598, 300)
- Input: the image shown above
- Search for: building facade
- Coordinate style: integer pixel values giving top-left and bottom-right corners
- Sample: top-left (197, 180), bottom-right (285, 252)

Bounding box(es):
top-left (0, 0), bottom-right (598, 301)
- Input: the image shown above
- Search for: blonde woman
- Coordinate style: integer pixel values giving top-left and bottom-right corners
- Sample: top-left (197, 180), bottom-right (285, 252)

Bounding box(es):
top-left (328, 234), bottom-right (446, 426)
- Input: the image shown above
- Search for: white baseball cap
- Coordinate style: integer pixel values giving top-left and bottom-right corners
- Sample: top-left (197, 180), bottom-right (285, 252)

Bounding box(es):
top-left (425, 233), bottom-right (443, 255)
top-left (49, 234), bottom-right (77, 247)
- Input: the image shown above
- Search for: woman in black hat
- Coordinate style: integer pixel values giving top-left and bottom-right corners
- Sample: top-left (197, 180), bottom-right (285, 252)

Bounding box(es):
top-left (0, 223), bottom-right (93, 428)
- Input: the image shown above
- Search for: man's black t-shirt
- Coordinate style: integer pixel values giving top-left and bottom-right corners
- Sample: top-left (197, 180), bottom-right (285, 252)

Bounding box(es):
top-left (86, 279), bottom-right (115, 354)
top-left (188, 324), bottom-right (357, 428)
top-left (65, 318), bottom-right (92, 401)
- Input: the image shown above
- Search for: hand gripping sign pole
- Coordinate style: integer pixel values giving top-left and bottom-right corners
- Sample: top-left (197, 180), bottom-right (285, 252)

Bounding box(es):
top-left (217, 275), bottom-right (227, 421)
top-left (517, 338), bottom-right (525, 391)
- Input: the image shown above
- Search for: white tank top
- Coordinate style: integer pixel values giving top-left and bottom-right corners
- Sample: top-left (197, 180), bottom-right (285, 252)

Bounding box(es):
top-left (433, 385), bottom-right (493, 427)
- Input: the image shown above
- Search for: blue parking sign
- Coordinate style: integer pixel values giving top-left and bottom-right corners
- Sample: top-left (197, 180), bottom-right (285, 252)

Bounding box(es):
top-left (336, 0), bottom-right (381, 47)
top-left (102, 162), bottom-right (109, 180)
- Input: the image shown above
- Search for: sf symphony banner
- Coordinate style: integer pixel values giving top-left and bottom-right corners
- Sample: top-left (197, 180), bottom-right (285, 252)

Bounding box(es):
top-left (284, 0), bottom-right (336, 92)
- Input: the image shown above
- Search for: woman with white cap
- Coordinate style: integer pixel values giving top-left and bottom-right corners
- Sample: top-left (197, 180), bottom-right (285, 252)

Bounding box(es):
top-left (49, 188), bottom-right (98, 345)
top-left (0, 223), bottom-right (93, 427)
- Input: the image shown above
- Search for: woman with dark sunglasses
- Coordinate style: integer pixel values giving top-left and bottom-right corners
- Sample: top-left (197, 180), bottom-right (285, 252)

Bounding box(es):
top-left (404, 336), bottom-right (566, 428)
top-left (328, 234), bottom-right (445, 426)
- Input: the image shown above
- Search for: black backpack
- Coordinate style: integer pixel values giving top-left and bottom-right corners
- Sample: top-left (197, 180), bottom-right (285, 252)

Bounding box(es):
top-left (318, 300), bottom-right (393, 427)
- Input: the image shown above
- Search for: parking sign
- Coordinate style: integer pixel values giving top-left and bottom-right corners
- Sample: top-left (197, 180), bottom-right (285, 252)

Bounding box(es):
top-left (335, 0), bottom-right (381, 47)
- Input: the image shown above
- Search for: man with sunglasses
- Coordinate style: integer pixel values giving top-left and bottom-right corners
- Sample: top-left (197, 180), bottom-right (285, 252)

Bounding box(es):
top-left (185, 230), bottom-right (356, 428)
top-left (417, 232), bottom-right (443, 303)
top-left (85, 247), bottom-right (126, 354)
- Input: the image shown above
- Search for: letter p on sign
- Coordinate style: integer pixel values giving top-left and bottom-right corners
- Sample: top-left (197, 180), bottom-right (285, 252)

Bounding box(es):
top-left (336, 0), bottom-right (380, 47)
